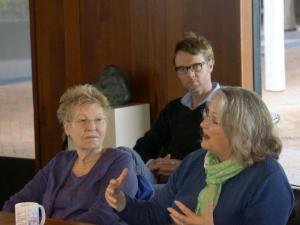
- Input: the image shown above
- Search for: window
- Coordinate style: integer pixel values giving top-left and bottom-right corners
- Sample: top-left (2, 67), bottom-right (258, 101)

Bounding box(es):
top-left (0, 0), bottom-right (35, 158)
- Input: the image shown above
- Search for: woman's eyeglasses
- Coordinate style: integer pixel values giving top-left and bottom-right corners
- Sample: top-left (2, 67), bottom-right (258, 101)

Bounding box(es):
top-left (202, 108), bottom-right (221, 125)
top-left (71, 117), bottom-right (106, 127)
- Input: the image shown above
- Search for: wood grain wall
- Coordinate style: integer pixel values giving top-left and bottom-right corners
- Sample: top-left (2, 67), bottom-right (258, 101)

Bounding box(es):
top-left (29, 0), bottom-right (253, 167)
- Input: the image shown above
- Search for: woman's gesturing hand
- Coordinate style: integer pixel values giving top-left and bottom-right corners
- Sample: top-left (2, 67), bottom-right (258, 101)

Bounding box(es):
top-left (167, 200), bottom-right (214, 225)
top-left (105, 168), bottom-right (128, 212)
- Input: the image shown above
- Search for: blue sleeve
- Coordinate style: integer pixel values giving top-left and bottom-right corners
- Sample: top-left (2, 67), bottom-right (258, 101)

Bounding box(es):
top-left (2, 158), bottom-right (54, 211)
top-left (242, 170), bottom-right (294, 225)
top-left (73, 152), bottom-right (138, 225)
top-left (118, 158), bottom-right (184, 225)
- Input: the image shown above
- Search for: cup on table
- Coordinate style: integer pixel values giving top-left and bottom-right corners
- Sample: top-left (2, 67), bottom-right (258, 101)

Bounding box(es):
top-left (15, 202), bottom-right (46, 225)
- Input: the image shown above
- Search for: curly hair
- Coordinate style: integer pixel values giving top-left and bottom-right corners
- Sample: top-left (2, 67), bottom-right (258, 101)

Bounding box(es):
top-left (57, 84), bottom-right (110, 124)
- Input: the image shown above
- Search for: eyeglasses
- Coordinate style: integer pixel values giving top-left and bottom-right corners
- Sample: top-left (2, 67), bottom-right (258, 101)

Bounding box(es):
top-left (202, 108), bottom-right (221, 125)
top-left (175, 62), bottom-right (206, 75)
top-left (71, 117), bottom-right (106, 127)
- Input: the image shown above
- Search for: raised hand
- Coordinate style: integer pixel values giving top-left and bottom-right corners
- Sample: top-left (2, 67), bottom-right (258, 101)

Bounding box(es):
top-left (105, 168), bottom-right (128, 212)
top-left (167, 200), bottom-right (214, 225)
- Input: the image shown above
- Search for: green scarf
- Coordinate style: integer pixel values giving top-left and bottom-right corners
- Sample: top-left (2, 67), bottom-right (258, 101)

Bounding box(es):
top-left (195, 151), bottom-right (245, 215)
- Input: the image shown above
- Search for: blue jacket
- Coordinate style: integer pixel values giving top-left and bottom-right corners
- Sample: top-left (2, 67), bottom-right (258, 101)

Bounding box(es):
top-left (119, 149), bottom-right (294, 225)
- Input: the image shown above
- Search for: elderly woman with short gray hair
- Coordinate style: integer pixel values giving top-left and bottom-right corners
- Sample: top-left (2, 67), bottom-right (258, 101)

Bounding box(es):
top-left (3, 84), bottom-right (138, 225)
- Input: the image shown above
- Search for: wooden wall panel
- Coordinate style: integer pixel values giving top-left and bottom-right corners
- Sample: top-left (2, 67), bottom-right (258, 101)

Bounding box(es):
top-left (80, 0), bottom-right (133, 83)
top-left (129, 0), bottom-right (169, 118)
top-left (63, 0), bottom-right (82, 85)
top-left (30, 0), bottom-right (253, 167)
top-left (30, 0), bottom-right (67, 167)
top-left (184, 0), bottom-right (242, 85)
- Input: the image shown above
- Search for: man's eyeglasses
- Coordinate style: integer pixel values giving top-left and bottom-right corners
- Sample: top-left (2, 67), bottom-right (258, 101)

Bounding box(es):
top-left (202, 108), bottom-right (221, 125)
top-left (175, 62), bottom-right (206, 75)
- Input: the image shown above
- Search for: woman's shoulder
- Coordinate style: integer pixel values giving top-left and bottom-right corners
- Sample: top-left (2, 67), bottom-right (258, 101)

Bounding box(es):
top-left (183, 149), bottom-right (207, 162)
top-left (170, 149), bottom-right (206, 186)
top-left (101, 147), bottom-right (132, 164)
top-left (54, 150), bottom-right (76, 160)
top-left (104, 147), bottom-right (130, 156)
top-left (46, 150), bottom-right (76, 165)
top-left (239, 157), bottom-right (293, 206)
top-left (178, 149), bottom-right (207, 171)
top-left (251, 156), bottom-right (285, 175)
top-left (38, 151), bottom-right (76, 174)
top-left (242, 156), bottom-right (289, 185)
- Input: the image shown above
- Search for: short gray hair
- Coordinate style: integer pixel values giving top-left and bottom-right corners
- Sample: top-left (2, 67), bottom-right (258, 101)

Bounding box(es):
top-left (209, 86), bottom-right (282, 166)
top-left (57, 84), bottom-right (110, 124)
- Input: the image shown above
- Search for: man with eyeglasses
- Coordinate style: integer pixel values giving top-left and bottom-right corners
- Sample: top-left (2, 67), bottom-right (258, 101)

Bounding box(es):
top-left (133, 32), bottom-right (220, 185)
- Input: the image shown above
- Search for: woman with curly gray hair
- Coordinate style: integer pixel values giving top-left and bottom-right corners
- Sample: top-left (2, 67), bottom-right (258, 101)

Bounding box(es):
top-left (105, 86), bottom-right (294, 225)
top-left (3, 84), bottom-right (138, 225)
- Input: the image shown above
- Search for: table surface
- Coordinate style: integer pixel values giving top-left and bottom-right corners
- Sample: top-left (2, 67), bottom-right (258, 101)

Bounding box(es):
top-left (0, 211), bottom-right (96, 225)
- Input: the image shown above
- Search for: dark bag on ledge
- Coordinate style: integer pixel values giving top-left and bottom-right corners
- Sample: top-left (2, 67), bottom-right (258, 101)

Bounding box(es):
top-left (92, 65), bottom-right (132, 106)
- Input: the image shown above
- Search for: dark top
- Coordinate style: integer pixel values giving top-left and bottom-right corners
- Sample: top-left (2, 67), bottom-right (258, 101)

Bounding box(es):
top-left (119, 150), bottom-right (295, 225)
top-left (133, 98), bottom-right (206, 162)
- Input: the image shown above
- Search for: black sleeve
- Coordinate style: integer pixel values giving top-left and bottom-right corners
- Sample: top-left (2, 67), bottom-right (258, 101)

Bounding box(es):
top-left (133, 100), bottom-right (178, 162)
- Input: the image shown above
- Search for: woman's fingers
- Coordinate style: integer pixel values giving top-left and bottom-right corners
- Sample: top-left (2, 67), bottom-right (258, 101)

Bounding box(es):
top-left (169, 213), bottom-right (182, 225)
top-left (174, 200), bottom-right (194, 216)
top-left (107, 168), bottom-right (128, 192)
top-left (105, 180), bottom-right (118, 207)
top-left (167, 207), bottom-right (184, 225)
top-left (168, 201), bottom-right (214, 225)
top-left (116, 168), bottom-right (128, 185)
top-left (202, 202), bottom-right (214, 223)
top-left (105, 168), bottom-right (128, 212)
